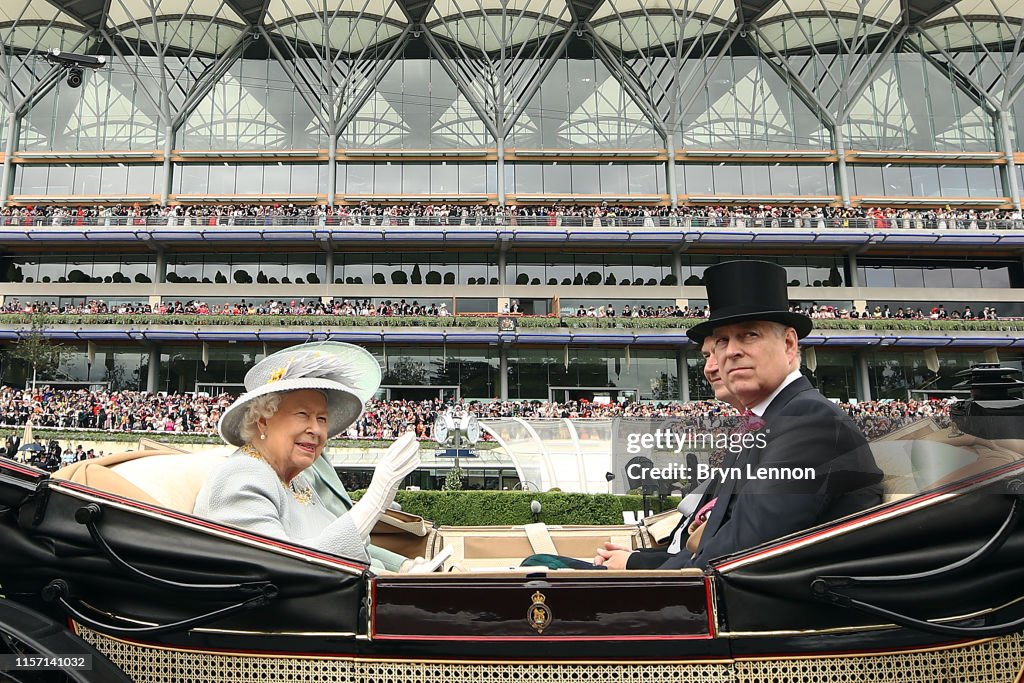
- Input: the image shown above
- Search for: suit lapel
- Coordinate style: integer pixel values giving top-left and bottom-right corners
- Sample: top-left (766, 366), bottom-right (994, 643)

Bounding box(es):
top-left (698, 376), bottom-right (814, 541)
top-left (696, 448), bottom-right (743, 539)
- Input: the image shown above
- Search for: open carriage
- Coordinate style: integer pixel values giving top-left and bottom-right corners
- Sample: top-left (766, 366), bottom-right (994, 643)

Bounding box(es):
top-left (0, 382), bottom-right (1022, 683)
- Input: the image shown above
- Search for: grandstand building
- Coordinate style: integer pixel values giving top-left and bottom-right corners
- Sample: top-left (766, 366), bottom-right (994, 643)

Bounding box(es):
top-left (0, 0), bottom-right (1022, 403)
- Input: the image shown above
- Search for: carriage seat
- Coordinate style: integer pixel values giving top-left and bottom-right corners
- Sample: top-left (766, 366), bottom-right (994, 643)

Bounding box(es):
top-left (870, 430), bottom-right (1023, 504)
top-left (53, 446), bottom-right (234, 513)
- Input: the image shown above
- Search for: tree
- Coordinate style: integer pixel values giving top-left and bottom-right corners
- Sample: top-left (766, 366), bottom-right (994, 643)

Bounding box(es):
top-left (8, 317), bottom-right (66, 390)
top-left (443, 465), bottom-right (464, 491)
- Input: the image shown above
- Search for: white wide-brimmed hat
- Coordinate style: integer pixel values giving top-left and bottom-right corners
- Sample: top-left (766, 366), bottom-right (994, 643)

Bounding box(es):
top-left (218, 342), bottom-right (382, 447)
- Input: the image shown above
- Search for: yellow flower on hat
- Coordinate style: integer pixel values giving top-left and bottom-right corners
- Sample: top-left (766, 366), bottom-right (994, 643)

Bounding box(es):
top-left (268, 367), bottom-right (286, 384)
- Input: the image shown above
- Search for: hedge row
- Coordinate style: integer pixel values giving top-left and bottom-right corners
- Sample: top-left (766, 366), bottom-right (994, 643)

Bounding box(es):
top-left (1, 312), bottom-right (1021, 332)
top-left (353, 489), bottom-right (680, 526)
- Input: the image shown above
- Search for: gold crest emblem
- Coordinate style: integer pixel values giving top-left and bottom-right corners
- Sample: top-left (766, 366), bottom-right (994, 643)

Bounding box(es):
top-left (527, 591), bottom-right (552, 635)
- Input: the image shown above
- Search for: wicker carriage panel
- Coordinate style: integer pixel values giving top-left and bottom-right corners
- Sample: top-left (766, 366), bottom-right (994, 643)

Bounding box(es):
top-left (77, 626), bottom-right (1023, 683)
top-left (736, 633), bottom-right (1023, 683)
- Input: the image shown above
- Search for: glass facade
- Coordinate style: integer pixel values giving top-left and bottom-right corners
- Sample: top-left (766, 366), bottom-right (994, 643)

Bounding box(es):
top-left (20, 55), bottom-right (165, 152)
top-left (851, 164), bottom-right (1003, 197)
top-left (681, 255), bottom-right (847, 288)
top-left (507, 347), bottom-right (679, 401)
top-left (857, 258), bottom-right (1022, 290)
top-left (0, 253), bottom-right (156, 283)
top-left (339, 163), bottom-right (496, 195)
top-left (864, 350), bottom-right (987, 400)
top-left (808, 350), bottom-right (857, 402)
top-left (840, 53), bottom-right (996, 152)
top-left (509, 163), bottom-right (664, 195)
top-left (342, 58), bottom-right (491, 149)
top-left (1, 344), bottom-right (149, 392)
top-left (7, 339), bottom-right (1020, 404)
top-left (677, 163), bottom-right (836, 196)
top-left (507, 252), bottom-right (673, 286)
top-left (335, 252), bottom-right (497, 285)
top-left (379, 346), bottom-right (499, 399)
top-left (174, 164), bottom-right (327, 196)
top-left (166, 253), bottom-right (326, 284)
top-left (160, 344), bottom-right (267, 394)
top-left (0, 23), bottom-right (1017, 162)
top-left (14, 164), bottom-right (161, 197)
top-left (181, 59), bottom-right (328, 151)
top-left (510, 53), bottom-right (660, 150)
top-left (673, 55), bottom-right (831, 151)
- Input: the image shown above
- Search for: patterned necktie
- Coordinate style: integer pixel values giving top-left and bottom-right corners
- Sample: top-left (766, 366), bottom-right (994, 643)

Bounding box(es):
top-left (739, 408), bottom-right (765, 433)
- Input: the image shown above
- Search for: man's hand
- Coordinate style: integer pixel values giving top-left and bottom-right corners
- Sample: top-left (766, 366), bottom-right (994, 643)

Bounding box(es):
top-left (593, 542), bottom-right (633, 569)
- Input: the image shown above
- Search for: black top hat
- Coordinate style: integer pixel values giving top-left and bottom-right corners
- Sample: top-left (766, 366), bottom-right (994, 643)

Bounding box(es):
top-left (687, 260), bottom-right (812, 343)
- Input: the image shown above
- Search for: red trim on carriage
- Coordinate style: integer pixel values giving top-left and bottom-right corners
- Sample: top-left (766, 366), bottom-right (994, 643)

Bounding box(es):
top-left (50, 480), bottom-right (370, 572)
top-left (715, 459), bottom-right (1024, 572)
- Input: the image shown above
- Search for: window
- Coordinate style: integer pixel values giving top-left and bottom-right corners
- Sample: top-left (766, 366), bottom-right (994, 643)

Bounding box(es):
top-left (853, 165), bottom-right (884, 196)
top-left (939, 165), bottom-right (969, 196)
top-left (882, 165), bottom-right (913, 196)
top-left (909, 166), bottom-right (941, 196)
top-left (966, 165), bottom-right (1000, 196)
top-left (432, 163), bottom-right (459, 193)
top-left (401, 163), bottom-right (430, 193)
top-left (346, 164), bottom-right (374, 193)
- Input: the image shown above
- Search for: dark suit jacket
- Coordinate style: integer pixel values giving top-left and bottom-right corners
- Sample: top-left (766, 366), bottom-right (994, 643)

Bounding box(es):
top-left (658, 376), bottom-right (882, 570)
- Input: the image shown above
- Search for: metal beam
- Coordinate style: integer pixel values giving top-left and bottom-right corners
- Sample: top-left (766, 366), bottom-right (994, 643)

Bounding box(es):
top-left (749, 25), bottom-right (837, 127)
top-left (917, 25), bottom-right (1001, 111)
top-left (836, 25), bottom-right (908, 123)
top-left (504, 24), bottom-right (576, 132)
top-left (999, 109), bottom-right (1022, 209)
top-left (170, 29), bottom-right (250, 129)
top-left (584, 26), bottom-right (668, 141)
top-left (99, 29), bottom-right (171, 126)
top-left (333, 26), bottom-right (413, 136)
top-left (421, 29), bottom-right (500, 140)
top-left (258, 25), bottom-right (331, 132)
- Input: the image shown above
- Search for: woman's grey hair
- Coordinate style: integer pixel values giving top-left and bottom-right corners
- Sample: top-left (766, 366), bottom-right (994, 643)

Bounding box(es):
top-left (239, 393), bottom-right (283, 444)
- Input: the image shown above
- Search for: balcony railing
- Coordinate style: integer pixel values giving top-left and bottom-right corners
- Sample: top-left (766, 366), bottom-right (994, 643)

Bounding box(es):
top-left (1, 215), bottom-right (1023, 231)
top-left (0, 313), bottom-right (1021, 332)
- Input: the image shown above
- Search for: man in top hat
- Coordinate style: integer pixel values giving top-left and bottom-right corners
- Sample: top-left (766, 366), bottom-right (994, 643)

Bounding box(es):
top-left (598, 260), bottom-right (882, 570)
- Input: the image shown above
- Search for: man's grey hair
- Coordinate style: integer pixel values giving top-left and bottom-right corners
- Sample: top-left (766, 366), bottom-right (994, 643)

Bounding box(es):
top-left (765, 321), bottom-right (789, 339)
top-left (239, 393), bottom-right (282, 444)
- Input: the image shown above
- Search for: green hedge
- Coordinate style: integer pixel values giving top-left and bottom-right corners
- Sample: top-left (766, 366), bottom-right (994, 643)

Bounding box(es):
top-left (352, 489), bottom-right (680, 526)
top-left (2, 312), bottom-right (1020, 332)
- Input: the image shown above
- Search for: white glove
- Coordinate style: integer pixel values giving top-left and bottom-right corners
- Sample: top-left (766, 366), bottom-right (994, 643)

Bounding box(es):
top-left (399, 556), bottom-right (437, 573)
top-left (348, 431), bottom-right (420, 540)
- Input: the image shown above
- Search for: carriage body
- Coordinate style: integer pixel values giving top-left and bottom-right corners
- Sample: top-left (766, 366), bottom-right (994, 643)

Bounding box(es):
top-left (0, 433), bottom-right (1022, 683)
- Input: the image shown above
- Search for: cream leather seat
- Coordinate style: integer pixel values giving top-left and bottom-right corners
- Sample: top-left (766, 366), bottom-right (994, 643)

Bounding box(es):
top-left (53, 446), bottom-right (234, 513)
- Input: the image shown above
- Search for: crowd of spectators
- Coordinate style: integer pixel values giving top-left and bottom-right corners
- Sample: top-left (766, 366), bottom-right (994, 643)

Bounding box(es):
top-left (0, 298), bottom-right (451, 317)
top-left (1, 203), bottom-right (1022, 230)
top-left (0, 386), bottom-right (954, 443)
top-left (0, 297), bottom-right (1010, 321)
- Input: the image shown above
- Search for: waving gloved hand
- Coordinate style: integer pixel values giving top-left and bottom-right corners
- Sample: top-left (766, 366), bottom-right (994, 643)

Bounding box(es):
top-left (349, 431), bottom-right (420, 540)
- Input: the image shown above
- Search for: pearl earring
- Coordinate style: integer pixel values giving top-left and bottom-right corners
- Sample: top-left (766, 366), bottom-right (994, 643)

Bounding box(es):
top-left (260, 433), bottom-right (266, 440)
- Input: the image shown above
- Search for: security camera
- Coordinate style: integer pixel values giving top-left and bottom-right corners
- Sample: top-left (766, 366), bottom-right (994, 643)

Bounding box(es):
top-left (43, 49), bottom-right (105, 89)
top-left (44, 48), bottom-right (106, 69)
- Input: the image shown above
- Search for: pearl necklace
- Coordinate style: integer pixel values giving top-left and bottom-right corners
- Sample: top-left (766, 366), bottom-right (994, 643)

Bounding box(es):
top-left (240, 443), bottom-right (315, 505)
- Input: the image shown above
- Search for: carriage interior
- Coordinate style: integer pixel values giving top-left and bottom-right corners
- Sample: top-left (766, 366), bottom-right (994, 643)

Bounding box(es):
top-left (44, 418), bottom-right (1024, 574)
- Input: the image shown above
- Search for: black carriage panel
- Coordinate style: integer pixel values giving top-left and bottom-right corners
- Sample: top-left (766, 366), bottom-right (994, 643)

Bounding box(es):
top-left (372, 572), bottom-right (712, 640)
top-left (1, 480), bottom-right (369, 639)
top-left (713, 486), bottom-right (1024, 639)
